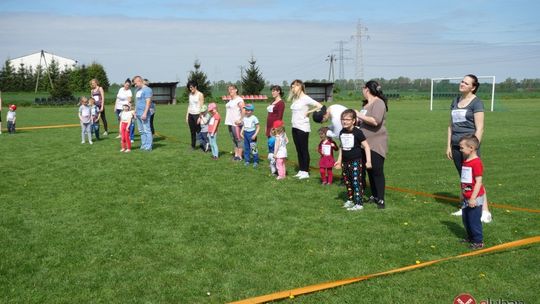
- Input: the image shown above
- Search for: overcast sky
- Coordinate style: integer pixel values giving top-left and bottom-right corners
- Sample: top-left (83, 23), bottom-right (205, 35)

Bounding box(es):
top-left (1, 0), bottom-right (539, 85)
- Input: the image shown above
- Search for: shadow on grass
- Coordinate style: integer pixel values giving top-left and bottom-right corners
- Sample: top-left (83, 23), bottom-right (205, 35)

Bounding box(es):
top-left (441, 220), bottom-right (465, 239)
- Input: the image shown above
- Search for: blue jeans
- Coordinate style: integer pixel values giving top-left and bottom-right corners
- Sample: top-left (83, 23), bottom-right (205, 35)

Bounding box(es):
top-left (197, 131), bottom-right (209, 150)
top-left (209, 134), bottom-right (219, 157)
top-left (243, 130), bottom-right (259, 164)
top-left (136, 115), bottom-right (153, 150)
top-left (129, 121), bottom-right (135, 141)
top-left (92, 122), bottom-right (100, 140)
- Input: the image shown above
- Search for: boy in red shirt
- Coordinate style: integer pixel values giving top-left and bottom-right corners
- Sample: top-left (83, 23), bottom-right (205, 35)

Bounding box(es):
top-left (459, 134), bottom-right (486, 249)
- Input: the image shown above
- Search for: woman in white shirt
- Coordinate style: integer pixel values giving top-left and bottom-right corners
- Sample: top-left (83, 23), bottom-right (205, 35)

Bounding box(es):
top-left (224, 84), bottom-right (245, 161)
top-left (114, 79), bottom-right (133, 138)
top-left (289, 79), bottom-right (323, 179)
top-left (186, 81), bottom-right (205, 149)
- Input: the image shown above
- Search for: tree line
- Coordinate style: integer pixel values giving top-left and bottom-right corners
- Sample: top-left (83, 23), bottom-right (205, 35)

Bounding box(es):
top-left (0, 59), bottom-right (110, 98)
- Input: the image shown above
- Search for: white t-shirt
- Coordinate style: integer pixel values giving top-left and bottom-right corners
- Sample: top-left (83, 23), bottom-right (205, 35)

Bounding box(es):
top-left (242, 115), bottom-right (259, 132)
top-left (120, 111), bottom-right (134, 123)
top-left (6, 111), bottom-right (16, 122)
top-left (326, 104), bottom-right (347, 138)
top-left (290, 95), bottom-right (318, 132)
top-left (225, 96), bottom-right (244, 126)
top-left (115, 87), bottom-right (133, 110)
top-left (188, 92), bottom-right (203, 115)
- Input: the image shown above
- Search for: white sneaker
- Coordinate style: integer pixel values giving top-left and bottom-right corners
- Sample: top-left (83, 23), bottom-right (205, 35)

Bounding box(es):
top-left (81, 141), bottom-right (85, 144)
top-left (451, 209), bottom-right (463, 216)
top-left (115, 135), bottom-right (121, 139)
top-left (347, 204), bottom-right (364, 211)
top-left (343, 200), bottom-right (355, 208)
top-left (294, 171), bottom-right (303, 177)
top-left (89, 140), bottom-right (93, 145)
top-left (103, 131), bottom-right (108, 136)
top-left (120, 149), bottom-right (126, 152)
top-left (298, 172), bottom-right (310, 179)
top-left (131, 140), bottom-right (134, 143)
top-left (481, 211), bottom-right (493, 223)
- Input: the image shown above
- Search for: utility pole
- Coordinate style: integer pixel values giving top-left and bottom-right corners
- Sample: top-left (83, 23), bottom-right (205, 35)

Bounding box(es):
top-left (351, 19), bottom-right (369, 89)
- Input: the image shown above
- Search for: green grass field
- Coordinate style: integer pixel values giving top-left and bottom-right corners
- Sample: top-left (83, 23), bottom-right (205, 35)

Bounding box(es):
top-left (1, 98), bottom-right (539, 303)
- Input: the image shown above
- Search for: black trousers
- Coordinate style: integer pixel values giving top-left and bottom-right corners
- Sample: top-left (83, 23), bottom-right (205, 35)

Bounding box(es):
top-left (100, 109), bottom-right (108, 132)
top-left (188, 114), bottom-right (200, 148)
top-left (292, 128), bottom-right (310, 172)
top-left (362, 150), bottom-right (385, 201)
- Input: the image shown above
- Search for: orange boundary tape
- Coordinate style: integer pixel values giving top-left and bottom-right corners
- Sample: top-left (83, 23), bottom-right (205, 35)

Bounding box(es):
top-left (385, 185), bottom-right (540, 214)
top-left (15, 124), bottom-right (540, 214)
top-left (16, 124), bottom-right (80, 130)
top-left (228, 236), bottom-right (540, 304)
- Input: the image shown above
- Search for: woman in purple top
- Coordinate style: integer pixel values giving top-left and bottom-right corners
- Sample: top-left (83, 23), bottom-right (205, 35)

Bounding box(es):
top-left (90, 78), bottom-right (108, 136)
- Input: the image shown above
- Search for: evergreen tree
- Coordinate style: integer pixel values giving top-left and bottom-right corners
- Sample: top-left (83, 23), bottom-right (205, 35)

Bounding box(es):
top-left (241, 56), bottom-right (265, 95)
top-left (50, 68), bottom-right (73, 99)
top-left (183, 60), bottom-right (212, 100)
top-left (86, 62), bottom-right (110, 91)
top-left (0, 60), bottom-right (16, 91)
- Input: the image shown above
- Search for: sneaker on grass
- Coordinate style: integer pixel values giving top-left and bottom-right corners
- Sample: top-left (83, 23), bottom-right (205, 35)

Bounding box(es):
top-left (343, 201), bottom-right (355, 208)
top-left (481, 211), bottom-right (493, 223)
top-left (347, 204), bottom-right (364, 211)
top-left (451, 209), bottom-right (463, 216)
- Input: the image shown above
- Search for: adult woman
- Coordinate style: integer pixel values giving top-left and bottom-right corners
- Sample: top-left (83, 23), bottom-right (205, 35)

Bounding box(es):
top-left (357, 80), bottom-right (388, 209)
top-left (224, 84), bottom-right (245, 160)
top-left (446, 74), bottom-right (492, 222)
top-left (266, 85), bottom-right (285, 138)
top-left (289, 79), bottom-right (323, 179)
top-left (90, 78), bottom-right (108, 136)
top-left (114, 78), bottom-right (133, 138)
top-left (186, 81), bottom-right (205, 149)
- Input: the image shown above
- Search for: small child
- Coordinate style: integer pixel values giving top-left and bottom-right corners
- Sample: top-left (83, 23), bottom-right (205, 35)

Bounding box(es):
top-left (317, 126), bottom-right (339, 185)
top-left (459, 134), bottom-right (486, 249)
top-left (78, 98), bottom-right (92, 144)
top-left (119, 103), bottom-right (135, 152)
top-left (272, 120), bottom-right (288, 180)
top-left (197, 104), bottom-right (210, 152)
top-left (89, 97), bottom-right (101, 140)
top-left (6, 104), bottom-right (17, 134)
top-left (240, 104), bottom-right (260, 168)
top-left (335, 109), bottom-right (372, 211)
top-left (207, 102), bottom-right (221, 159)
top-left (267, 135), bottom-right (277, 175)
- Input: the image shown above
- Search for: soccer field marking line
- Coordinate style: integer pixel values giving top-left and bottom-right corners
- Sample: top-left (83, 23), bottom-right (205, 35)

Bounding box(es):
top-left (228, 236), bottom-right (540, 304)
top-left (14, 126), bottom-right (539, 214)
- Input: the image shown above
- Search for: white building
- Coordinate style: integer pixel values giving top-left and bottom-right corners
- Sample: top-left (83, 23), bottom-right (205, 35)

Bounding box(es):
top-left (9, 50), bottom-right (77, 71)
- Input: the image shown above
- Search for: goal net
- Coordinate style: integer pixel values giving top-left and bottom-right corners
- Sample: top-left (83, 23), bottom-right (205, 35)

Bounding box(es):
top-left (430, 76), bottom-right (495, 111)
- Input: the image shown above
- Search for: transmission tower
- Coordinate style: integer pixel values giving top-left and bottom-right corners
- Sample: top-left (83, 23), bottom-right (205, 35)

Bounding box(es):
top-left (333, 40), bottom-right (352, 80)
top-left (351, 20), bottom-right (369, 89)
top-left (326, 54), bottom-right (336, 82)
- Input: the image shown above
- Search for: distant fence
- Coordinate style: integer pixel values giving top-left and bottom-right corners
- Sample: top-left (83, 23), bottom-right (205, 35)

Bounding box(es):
top-left (34, 96), bottom-right (78, 106)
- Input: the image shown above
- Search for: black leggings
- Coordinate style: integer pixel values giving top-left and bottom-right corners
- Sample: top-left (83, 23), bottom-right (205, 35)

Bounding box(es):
top-left (188, 114), bottom-right (200, 148)
top-left (362, 150), bottom-right (385, 201)
top-left (100, 109), bottom-right (108, 132)
top-left (292, 128), bottom-right (310, 172)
